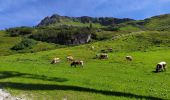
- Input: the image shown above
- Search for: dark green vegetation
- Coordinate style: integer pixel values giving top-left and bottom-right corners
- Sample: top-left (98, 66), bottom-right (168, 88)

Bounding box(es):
top-left (11, 38), bottom-right (37, 51)
top-left (0, 31), bottom-right (63, 56)
top-left (30, 26), bottom-right (94, 45)
top-left (0, 14), bottom-right (170, 99)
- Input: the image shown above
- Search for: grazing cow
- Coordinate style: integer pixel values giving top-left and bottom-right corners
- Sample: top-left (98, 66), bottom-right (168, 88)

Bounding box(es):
top-left (71, 60), bottom-right (84, 68)
top-left (51, 58), bottom-right (60, 64)
top-left (101, 48), bottom-right (113, 53)
top-left (156, 62), bottom-right (167, 72)
top-left (99, 53), bottom-right (108, 59)
top-left (125, 56), bottom-right (133, 61)
top-left (107, 48), bottom-right (113, 52)
top-left (67, 56), bottom-right (74, 61)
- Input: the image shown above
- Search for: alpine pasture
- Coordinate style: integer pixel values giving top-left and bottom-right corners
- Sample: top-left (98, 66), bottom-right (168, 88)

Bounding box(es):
top-left (0, 30), bottom-right (170, 100)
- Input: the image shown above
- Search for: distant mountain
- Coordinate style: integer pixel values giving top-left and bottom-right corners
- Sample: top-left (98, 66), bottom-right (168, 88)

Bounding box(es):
top-left (37, 14), bottom-right (134, 27)
top-left (6, 13), bottom-right (170, 46)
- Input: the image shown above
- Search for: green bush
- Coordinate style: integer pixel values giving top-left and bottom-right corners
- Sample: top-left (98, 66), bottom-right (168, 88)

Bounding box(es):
top-left (6, 27), bottom-right (34, 37)
top-left (102, 26), bottom-right (120, 31)
top-left (11, 38), bottom-right (37, 50)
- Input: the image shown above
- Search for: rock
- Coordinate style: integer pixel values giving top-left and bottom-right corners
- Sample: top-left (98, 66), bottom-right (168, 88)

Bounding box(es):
top-left (0, 89), bottom-right (24, 100)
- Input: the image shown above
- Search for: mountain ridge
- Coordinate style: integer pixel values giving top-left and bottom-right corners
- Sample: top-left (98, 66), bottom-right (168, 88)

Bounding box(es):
top-left (37, 14), bottom-right (134, 27)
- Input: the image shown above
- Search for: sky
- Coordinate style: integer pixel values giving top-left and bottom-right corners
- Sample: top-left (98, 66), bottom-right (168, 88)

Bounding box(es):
top-left (0, 0), bottom-right (170, 29)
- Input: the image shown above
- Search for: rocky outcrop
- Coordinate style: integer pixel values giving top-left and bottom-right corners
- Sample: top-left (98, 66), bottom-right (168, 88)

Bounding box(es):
top-left (55, 33), bottom-right (91, 45)
top-left (37, 14), bottom-right (69, 26)
top-left (37, 14), bottom-right (134, 27)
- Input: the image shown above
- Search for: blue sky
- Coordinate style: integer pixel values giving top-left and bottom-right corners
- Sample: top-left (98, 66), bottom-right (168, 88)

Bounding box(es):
top-left (0, 0), bottom-right (170, 29)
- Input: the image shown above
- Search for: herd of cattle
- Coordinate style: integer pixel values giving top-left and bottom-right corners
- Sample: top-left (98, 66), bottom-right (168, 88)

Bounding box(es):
top-left (51, 47), bottom-right (167, 73)
top-left (51, 56), bottom-right (84, 68)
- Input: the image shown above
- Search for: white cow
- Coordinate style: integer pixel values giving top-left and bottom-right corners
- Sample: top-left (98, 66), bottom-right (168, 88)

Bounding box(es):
top-left (156, 62), bottom-right (167, 72)
top-left (51, 58), bottom-right (60, 64)
top-left (67, 56), bottom-right (74, 61)
top-left (125, 56), bottom-right (133, 61)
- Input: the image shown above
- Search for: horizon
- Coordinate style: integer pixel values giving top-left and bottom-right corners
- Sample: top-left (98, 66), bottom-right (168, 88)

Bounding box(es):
top-left (0, 0), bottom-right (170, 30)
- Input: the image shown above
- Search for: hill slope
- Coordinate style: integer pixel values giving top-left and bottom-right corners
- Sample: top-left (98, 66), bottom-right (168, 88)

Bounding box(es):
top-left (0, 31), bottom-right (62, 56)
top-left (0, 31), bottom-right (170, 99)
top-left (145, 14), bottom-right (170, 31)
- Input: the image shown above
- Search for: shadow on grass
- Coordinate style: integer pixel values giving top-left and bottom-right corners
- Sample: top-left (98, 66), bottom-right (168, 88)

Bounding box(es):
top-left (152, 71), bottom-right (158, 73)
top-left (0, 82), bottom-right (165, 100)
top-left (152, 71), bottom-right (165, 73)
top-left (0, 71), bottom-right (68, 82)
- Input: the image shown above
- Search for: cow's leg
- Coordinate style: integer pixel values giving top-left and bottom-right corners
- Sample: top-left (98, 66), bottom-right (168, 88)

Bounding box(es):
top-left (156, 65), bottom-right (159, 72)
top-left (81, 64), bottom-right (83, 68)
top-left (71, 63), bottom-right (74, 67)
top-left (163, 64), bottom-right (166, 71)
top-left (81, 63), bottom-right (84, 68)
top-left (156, 67), bottom-right (159, 72)
top-left (160, 65), bottom-right (164, 72)
top-left (156, 64), bottom-right (161, 72)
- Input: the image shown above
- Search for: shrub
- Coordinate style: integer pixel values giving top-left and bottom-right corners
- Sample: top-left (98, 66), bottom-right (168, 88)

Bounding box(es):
top-left (6, 27), bottom-right (33, 37)
top-left (11, 38), bottom-right (37, 50)
top-left (102, 26), bottom-right (120, 31)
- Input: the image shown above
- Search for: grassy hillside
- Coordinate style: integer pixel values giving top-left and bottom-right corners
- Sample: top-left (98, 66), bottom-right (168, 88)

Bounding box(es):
top-left (0, 31), bottom-right (169, 99)
top-left (47, 21), bottom-right (104, 28)
top-left (0, 31), bottom-right (22, 55)
top-left (90, 31), bottom-right (170, 52)
top-left (0, 31), bottom-right (63, 56)
top-left (145, 14), bottom-right (170, 31)
top-left (1, 14), bottom-right (170, 99)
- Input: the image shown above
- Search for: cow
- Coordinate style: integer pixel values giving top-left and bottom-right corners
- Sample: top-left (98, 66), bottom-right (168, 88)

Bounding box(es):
top-left (156, 62), bottom-right (167, 72)
top-left (71, 60), bottom-right (84, 68)
top-left (125, 56), bottom-right (133, 61)
top-left (107, 48), bottom-right (113, 52)
top-left (99, 53), bottom-right (108, 59)
top-left (51, 58), bottom-right (60, 64)
top-left (101, 48), bottom-right (113, 53)
top-left (67, 56), bottom-right (74, 61)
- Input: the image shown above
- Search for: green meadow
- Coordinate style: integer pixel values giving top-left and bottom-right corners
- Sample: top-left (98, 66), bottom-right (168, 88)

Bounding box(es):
top-left (0, 30), bottom-right (170, 100)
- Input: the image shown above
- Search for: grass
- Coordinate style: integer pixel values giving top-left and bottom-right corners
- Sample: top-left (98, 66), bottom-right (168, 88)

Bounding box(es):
top-left (0, 31), bottom-right (63, 56)
top-left (49, 21), bottom-right (104, 28)
top-left (145, 14), bottom-right (170, 31)
top-left (0, 47), bottom-right (170, 100)
top-left (0, 31), bottom-right (22, 55)
top-left (0, 31), bottom-right (170, 99)
top-left (119, 25), bottom-right (141, 32)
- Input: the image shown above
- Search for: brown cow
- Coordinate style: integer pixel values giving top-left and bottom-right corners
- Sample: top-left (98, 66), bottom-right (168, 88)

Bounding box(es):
top-left (71, 60), bottom-right (84, 68)
top-left (99, 54), bottom-right (108, 59)
top-left (156, 62), bottom-right (167, 72)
